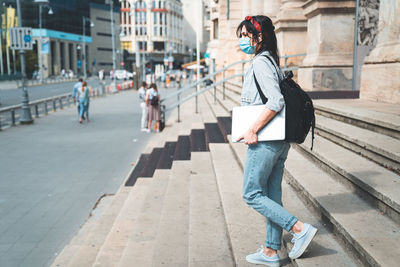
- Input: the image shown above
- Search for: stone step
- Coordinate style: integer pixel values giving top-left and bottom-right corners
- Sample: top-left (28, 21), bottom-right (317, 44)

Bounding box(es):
top-left (174, 135), bottom-right (191, 160)
top-left (139, 147), bottom-right (163, 177)
top-left (313, 99), bottom-right (400, 140)
top-left (209, 143), bottom-right (273, 267)
top-left (58, 187), bottom-right (131, 267)
top-left (152, 160), bottom-right (191, 267)
top-left (285, 148), bottom-right (400, 267)
top-left (203, 90), bottom-right (230, 118)
top-left (216, 85), bottom-right (241, 105)
top-left (156, 141), bottom-right (177, 169)
top-left (227, 137), bottom-right (360, 267)
top-left (92, 178), bottom-right (151, 267)
top-left (117, 169), bottom-right (170, 267)
top-left (188, 152), bottom-right (234, 267)
top-left (298, 133), bottom-right (400, 223)
top-left (206, 89), bottom-right (237, 114)
top-left (199, 94), bottom-right (217, 123)
top-left (315, 114), bottom-right (400, 174)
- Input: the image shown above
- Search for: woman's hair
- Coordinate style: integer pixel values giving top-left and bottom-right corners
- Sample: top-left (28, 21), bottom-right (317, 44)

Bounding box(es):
top-left (236, 15), bottom-right (280, 66)
top-left (150, 83), bottom-right (158, 91)
top-left (81, 81), bottom-right (87, 92)
top-left (141, 82), bottom-right (147, 88)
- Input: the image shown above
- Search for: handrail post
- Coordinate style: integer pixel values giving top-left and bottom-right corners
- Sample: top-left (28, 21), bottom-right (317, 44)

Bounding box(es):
top-left (223, 66), bottom-right (226, 100)
top-left (177, 88), bottom-right (181, 123)
top-left (11, 109), bottom-right (16, 126)
top-left (241, 61), bottom-right (244, 84)
top-left (214, 84), bottom-right (216, 103)
top-left (45, 101), bottom-right (48, 115)
top-left (59, 98), bottom-right (63, 109)
top-left (35, 105), bottom-right (39, 118)
top-left (53, 99), bottom-right (56, 111)
top-left (284, 54), bottom-right (288, 69)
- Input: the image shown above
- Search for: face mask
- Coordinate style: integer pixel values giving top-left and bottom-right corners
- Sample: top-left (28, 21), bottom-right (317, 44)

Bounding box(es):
top-left (239, 37), bottom-right (255, 54)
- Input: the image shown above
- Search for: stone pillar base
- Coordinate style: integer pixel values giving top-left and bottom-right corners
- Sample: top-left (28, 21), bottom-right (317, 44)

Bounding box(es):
top-left (360, 62), bottom-right (400, 104)
top-left (298, 66), bottom-right (353, 91)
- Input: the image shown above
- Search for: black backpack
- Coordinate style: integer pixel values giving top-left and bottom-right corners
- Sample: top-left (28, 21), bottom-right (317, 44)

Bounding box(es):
top-left (150, 95), bottom-right (159, 106)
top-left (253, 55), bottom-right (315, 150)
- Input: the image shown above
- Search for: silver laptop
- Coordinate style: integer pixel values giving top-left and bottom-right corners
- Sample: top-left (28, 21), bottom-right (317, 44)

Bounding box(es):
top-left (231, 105), bottom-right (286, 142)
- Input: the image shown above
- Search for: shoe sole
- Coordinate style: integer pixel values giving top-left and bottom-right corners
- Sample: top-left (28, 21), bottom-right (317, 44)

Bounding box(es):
top-left (246, 258), bottom-right (280, 267)
top-left (289, 227), bottom-right (318, 259)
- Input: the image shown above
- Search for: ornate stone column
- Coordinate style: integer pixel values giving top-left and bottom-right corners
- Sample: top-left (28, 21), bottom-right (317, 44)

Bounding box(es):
top-left (262, 0), bottom-right (281, 21)
top-left (298, 0), bottom-right (355, 91)
top-left (359, 0), bottom-right (400, 104)
top-left (275, 0), bottom-right (307, 67)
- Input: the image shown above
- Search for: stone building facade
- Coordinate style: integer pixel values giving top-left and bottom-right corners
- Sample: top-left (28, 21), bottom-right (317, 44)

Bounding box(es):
top-left (119, 0), bottom-right (184, 67)
top-left (206, 0), bottom-right (399, 104)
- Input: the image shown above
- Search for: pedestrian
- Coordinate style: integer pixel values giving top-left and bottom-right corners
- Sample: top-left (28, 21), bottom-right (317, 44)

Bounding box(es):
top-left (235, 15), bottom-right (317, 266)
top-left (72, 78), bottom-right (84, 119)
top-left (138, 81), bottom-right (148, 131)
top-left (145, 83), bottom-right (161, 132)
top-left (77, 81), bottom-right (90, 123)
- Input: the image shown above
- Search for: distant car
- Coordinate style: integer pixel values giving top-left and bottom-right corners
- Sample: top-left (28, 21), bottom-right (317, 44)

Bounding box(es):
top-left (114, 70), bottom-right (134, 80)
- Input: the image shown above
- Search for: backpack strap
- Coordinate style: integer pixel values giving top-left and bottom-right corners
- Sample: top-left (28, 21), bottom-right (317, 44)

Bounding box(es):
top-left (253, 72), bottom-right (268, 104)
top-left (252, 54), bottom-right (282, 104)
top-left (311, 116), bottom-right (315, 151)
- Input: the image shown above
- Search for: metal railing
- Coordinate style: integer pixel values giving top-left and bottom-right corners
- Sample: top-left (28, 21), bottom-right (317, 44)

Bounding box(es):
top-left (163, 53), bottom-right (306, 122)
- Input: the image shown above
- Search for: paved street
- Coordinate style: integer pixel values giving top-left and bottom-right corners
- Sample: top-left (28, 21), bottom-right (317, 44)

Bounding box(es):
top-left (0, 88), bottom-right (163, 266)
top-left (0, 78), bottom-right (111, 108)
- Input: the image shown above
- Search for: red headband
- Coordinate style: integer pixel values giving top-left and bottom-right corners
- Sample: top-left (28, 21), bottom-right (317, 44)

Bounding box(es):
top-left (245, 16), bottom-right (261, 32)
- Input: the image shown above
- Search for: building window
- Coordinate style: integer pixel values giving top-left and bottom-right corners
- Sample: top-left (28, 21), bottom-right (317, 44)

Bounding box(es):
top-left (99, 62), bottom-right (113, 66)
top-left (96, 17), bottom-right (114, 23)
top-left (213, 19), bottom-right (219, 39)
top-left (154, 12), bottom-right (157, 24)
top-left (97, 47), bottom-right (113, 52)
top-left (97, 32), bottom-right (112, 37)
top-left (154, 26), bottom-right (158, 35)
top-left (121, 41), bottom-right (132, 50)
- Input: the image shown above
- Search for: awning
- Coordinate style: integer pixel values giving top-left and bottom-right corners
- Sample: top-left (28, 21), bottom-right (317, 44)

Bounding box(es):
top-left (181, 58), bottom-right (205, 69)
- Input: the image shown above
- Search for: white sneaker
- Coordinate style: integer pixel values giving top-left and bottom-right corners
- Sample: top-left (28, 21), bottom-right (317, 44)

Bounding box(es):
top-left (141, 128), bottom-right (147, 132)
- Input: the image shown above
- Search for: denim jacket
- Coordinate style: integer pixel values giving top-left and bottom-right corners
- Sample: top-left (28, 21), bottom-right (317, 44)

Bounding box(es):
top-left (240, 51), bottom-right (285, 112)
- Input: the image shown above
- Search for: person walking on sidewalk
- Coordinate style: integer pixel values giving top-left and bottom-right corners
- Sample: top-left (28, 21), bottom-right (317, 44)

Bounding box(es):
top-left (77, 81), bottom-right (90, 124)
top-left (138, 82), bottom-right (148, 131)
top-left (72, 78), bottom-right (84, 119)
top-left (145, 83), bottom-right (161, 132)
top-left (235, 15), bottom-right (317, 266)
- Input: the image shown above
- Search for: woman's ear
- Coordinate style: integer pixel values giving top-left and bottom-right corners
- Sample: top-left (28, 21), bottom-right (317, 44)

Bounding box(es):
top-left (258, 33), bottom-right (263, 42)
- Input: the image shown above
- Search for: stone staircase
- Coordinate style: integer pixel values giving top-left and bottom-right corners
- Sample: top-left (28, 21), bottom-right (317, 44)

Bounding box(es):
top-left (51, 81), bottom-right (400, 267)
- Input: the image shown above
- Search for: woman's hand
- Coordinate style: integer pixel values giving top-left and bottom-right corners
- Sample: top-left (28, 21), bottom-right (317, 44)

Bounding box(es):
top-left (236, 128), bottom-right (258, 145)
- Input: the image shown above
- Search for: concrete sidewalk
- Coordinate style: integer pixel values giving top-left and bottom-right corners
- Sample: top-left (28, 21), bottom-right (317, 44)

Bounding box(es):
top-left (0, 89), bottom-right (154, 267)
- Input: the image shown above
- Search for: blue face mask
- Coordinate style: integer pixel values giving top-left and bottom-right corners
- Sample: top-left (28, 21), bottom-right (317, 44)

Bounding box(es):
top-left (239, 37), bottom-right (255, 54)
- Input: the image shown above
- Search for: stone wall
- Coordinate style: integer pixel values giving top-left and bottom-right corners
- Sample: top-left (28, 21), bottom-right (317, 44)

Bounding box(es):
top-left (359, 0), bottom-right (400, 104)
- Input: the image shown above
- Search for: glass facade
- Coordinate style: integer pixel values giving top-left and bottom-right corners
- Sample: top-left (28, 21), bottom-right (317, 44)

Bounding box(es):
top-left (21, 0), bottom-right (90, 35)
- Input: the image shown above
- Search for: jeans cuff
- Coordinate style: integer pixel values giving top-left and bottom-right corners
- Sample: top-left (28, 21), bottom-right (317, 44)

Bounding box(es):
top-left (265, 241), bottom-right (281, 251)
top-left (284, 216), bottom-right (298, 232)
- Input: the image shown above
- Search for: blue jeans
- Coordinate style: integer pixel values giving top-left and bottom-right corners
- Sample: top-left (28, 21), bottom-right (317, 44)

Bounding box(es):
top-left (79, 101), bottom-right (89, 119)
top-left (242, 140), bottom-right (297, 250)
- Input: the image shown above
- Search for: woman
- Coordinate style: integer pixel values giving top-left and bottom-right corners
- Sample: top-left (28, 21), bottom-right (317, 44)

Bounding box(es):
top-left (77, 81), bottom-right (90, 124)
top-left (145, 83), bottom-right (161, 132)
top-left (235, 16), bottom-right (317, 266)
top-left (138, 82), bottom-right (148, 131)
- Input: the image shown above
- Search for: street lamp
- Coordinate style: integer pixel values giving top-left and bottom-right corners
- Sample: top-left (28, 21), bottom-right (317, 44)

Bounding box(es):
top-left (110, 0), bottom-right (118, 93)
top-left (16, 0), bottom-right (33, 124)
top-left (130, 2), bottom-right (146, 83)
top-left (34, 0), bottom-right (53, 83)
top-left (82, 16), bottom-right (94, 79)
